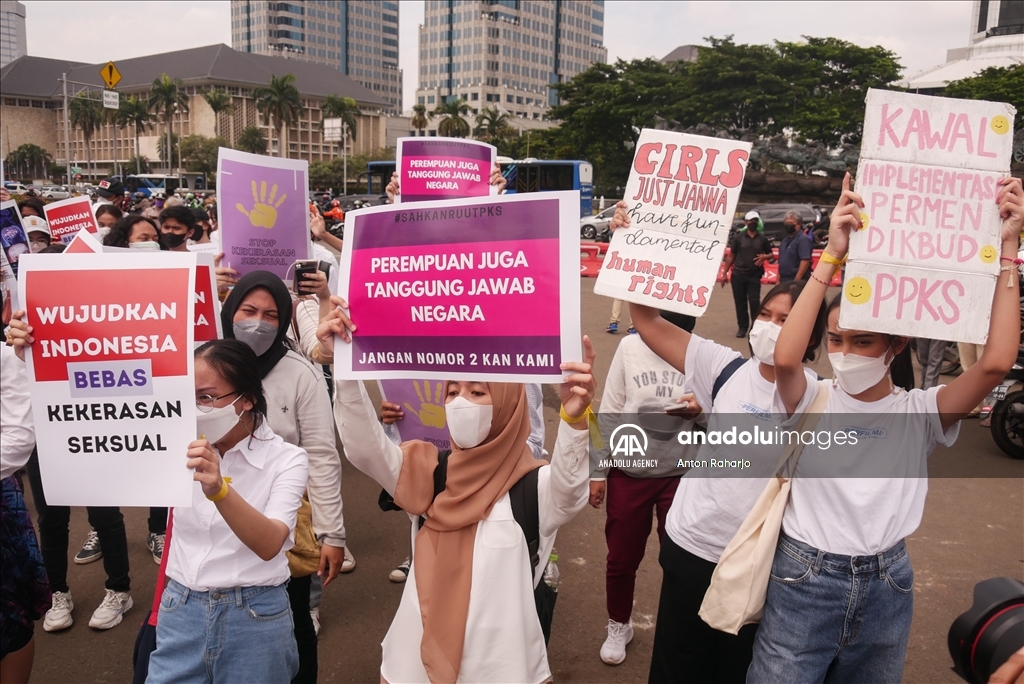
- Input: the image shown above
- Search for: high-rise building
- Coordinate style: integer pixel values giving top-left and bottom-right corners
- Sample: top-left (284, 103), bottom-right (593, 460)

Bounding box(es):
top-left (231, 0), bottom-right (401, 112)
top-left (0, 1), bottom-right (27, 68)
top-left (415, 0), bottom-right (607, 123)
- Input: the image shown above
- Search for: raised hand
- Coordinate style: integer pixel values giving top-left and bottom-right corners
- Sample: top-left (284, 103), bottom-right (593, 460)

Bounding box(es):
top-left (187, 438), bottom-right (224, 498)
top-left (385, 172), bottom-right (400, 203)
top-left (316, 295), bottom-right (356, 347)
top-left (825, 172), bottom-right (865, 261)
top-left (237, 180), bottom-right (287, 228)
top-left (608, 200), bottom-right (630, 232)
top-left (557, 335), bottom-right (597, 423)
top-left (996, 177), bottom-right (1024, 242)
top-left (489, 163), bottom-right (507, 194)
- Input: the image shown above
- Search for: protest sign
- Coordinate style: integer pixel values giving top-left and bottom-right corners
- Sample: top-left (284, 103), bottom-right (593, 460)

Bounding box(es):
top-left (395, 137), bottom-right (497, 203)
top-left (334, 192), bottom-right (581, 382)
top-left (43, 196), bottom-right (100, 244)
top-left (0, 200), bottom-right (30, 280)
top-left (217, 148), bottom-right (311, 281)
top-left (18, 252), bottom-right (197, 506)
top-left (594, 129), bottom-right (751, 316)
top-left (193, 252), bottom-right (222, 345)
top-left (841, 89), bottom-right (1016, 342)
top-left (378, 379), bottom-right (451, 450)
top-left (65, 228), bottom-right (105, 254)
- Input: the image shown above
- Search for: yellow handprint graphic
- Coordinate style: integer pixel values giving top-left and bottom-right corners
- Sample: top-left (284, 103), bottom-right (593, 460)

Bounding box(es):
top-left (405, 380), bottom-right (447, 428)
top-left (236, 180), bottom-right (287, 229)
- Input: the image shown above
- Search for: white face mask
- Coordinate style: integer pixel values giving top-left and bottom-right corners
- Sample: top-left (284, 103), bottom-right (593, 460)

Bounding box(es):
top-left (828, 350), bottom-right (890, 395)
top-left (196, 395), bottom-right (242, 443)
top-left (445, 395), bottom-right (494, 449)
top-left (129, 240), bottom-right (161, 251)
top-left (748, 319), bottom-right (782, 366)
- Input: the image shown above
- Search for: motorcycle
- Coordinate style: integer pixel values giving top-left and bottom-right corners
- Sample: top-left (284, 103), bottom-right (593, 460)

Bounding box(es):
top-left (988, 292), bottom-right (1024, 460)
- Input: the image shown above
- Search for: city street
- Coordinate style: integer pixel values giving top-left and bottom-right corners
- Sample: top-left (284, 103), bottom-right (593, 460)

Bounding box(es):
top-left (24, 276), bottom-right (1024, 684)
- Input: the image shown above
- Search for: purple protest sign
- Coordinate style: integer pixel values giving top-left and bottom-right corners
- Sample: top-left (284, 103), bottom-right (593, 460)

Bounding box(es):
top-left (396, 137), bottom-right (496, 203)
top-left (378, 379), bottom-right (451, 450)
top-left (217, 148), bottom-right (311, 281)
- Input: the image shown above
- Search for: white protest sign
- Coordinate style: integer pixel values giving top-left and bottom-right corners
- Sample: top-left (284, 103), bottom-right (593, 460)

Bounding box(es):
top-left (842, 89), bottom-right (1016, 342)
top-left (18, 252), bottom-right (198, 506)
top-left (594, 129), bottom-right (751, 315)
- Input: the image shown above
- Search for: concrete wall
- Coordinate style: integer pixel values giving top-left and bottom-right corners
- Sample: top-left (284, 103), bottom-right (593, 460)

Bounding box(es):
top-left (1, 104), bottom-right (58, 161)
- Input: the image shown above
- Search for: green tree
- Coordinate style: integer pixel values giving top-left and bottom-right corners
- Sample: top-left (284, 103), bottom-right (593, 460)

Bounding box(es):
top-left (254, 74), bottom-right (301, 158)
top-left (124, 156), bottom-right (150, 174)
top-left (69, 94), bottom-right (103, 179)
top-left (156, 132), bottom-right (180, 166)
top-left (411, 103), bottom-right (430, 136)
top-left (202, 89), bottom-right (235, 140)
top-left (944, 65), bottom-right (1024, 130)
top-left (433, 98), bottom-right (471, 138)
top-left (236, 126), bottom-right (268, 155)
top-left (474, 106), bottom-right (511, 139)
top-left (117, 95), bottom-right (155, 175)
top-left (5, 143), bottom-right (52, 179)
top-left (179, 135), bottom-right (225, 176)
top-left (321, 95), bottom-right (361, 142)
top-left (148, 73), bottom-right (189, 173)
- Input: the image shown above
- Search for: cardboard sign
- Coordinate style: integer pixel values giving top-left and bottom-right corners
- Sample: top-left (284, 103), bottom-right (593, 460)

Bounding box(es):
top-left (842, 89), bottom-right (1016, 342)
top-left (0, 201), bottom-right (31, 281)
top-left (378, 379), bottom-right (451, 450)
top-left (18, 252), bottom-right (197, 506)
top-left (334, 192), bottom-right (581, 382)
top-left (217, 148), bottom-right (311, 282)
top-left (594, 129), bottom-right (751, 316)
top-left (43, 196), bottom-right (101, 244)
top-left (395, 137), bottom-right (497, 203)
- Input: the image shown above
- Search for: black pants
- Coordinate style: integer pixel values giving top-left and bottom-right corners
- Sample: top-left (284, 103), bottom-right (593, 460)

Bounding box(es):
top-left (287, 575), bottom-right (318, 684)
top-left (648, 537), bottom-right (757, 684)
top-left (730, 269), bottom-right (763, 333)
top-left (148, 507), bottom-right (168, 535)
top-left (25, 450), bottom-right (130, 593)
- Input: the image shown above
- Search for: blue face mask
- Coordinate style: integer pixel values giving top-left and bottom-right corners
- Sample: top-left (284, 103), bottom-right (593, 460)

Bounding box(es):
top-left (233, 319), bottom-right (278, 357)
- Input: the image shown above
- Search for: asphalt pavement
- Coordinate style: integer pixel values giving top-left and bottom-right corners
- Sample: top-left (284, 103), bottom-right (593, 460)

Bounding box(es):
top-left (24, 276), bottom-right (1024, 683)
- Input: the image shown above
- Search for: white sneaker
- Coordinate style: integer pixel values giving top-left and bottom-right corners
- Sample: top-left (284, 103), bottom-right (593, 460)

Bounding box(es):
top-left (599, 619), bottom-right (634, 665)
top-left (310, 607), bottom-right (320, 636)
top-left (389, 557), bottom-right (411, 583)
top-left (89, 590), bottom-right (133, 630)
top-left (43, 591), bottom-right (74, 632)
top-left (340, 547), bottom-right (356, 574)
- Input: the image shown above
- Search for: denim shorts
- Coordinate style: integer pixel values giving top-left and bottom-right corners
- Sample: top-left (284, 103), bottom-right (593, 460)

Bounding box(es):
top-left (146, 579), bottom-right (298, 684)
top-left (747, 532), bottom-right (914, 684)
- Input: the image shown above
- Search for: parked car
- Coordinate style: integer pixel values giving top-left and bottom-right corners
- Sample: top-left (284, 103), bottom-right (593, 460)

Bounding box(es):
top-left (42, 185), bottom-right (70, 200)
top-left (580, 205), bottom-right (616, 242)
top-left (4, 182), bottom-right (29, 194)
top-left (731, 203), bottom-right (830, 247)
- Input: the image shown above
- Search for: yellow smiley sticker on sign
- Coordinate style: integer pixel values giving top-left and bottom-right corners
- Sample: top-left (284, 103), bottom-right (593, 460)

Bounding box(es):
top-left (859, 212), bottom-right (870, 231)
top-left (990, 115), bottom-right (1010, 135)
top-left (979, 245), bottom-right (998, 263)
top-left (844, 277), bottom-right (872, 305)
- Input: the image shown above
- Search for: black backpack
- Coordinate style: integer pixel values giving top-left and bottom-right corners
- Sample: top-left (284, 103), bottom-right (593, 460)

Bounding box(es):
top-left (378, 451), bottom-right (557, 644)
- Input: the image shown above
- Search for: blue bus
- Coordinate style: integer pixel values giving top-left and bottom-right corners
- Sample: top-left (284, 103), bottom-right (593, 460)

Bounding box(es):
top-left (122, 173), bottom-right (206, 198)
top-left (365, 158), bottom-right (594, 217)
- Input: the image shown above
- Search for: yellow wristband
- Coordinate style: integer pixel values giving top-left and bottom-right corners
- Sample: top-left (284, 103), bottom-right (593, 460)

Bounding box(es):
top-left (818, 251), bottom-right (847, 267)
top-left (206, 480), bottom-right (229, 502)
top-left (560, 404), bottom-right (592, 424)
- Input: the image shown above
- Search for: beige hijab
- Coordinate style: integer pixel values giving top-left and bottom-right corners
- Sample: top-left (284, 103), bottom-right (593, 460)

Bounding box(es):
top-left (393, 382), bottom-right (543, 684)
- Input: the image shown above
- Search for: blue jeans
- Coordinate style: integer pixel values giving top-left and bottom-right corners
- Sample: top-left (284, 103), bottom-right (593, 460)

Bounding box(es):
top-left (747, 533), bottom-right (913, 684)
top-left (147, 579), bottom-right (299, 684)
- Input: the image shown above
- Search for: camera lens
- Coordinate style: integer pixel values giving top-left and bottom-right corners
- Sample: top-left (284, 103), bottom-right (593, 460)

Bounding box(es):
top-left (948, 577), bottom-right (1024, 684)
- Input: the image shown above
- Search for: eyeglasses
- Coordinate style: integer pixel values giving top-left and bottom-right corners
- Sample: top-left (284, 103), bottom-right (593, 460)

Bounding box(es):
top-left (195, 391), bottom-right (240, 413)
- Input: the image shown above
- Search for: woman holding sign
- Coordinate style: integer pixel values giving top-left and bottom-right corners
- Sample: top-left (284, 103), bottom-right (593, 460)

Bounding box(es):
top-left (317, 296), bottom-right (594, 684)
top-left (748, 175), bottom-right (1023, 682)
top-left (146, 339), bottom-right (308, 684)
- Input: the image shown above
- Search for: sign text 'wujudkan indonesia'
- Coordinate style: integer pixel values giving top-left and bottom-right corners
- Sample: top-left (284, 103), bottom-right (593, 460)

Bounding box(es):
top-left (594, 129), bottom-right (751, 316)
top-left (843, 89), bottom-right (1016, 343)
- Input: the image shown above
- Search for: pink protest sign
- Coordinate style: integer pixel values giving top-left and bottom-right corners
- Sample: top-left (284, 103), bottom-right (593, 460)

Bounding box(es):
top-left (842, 89), bottom-right (1016, 343)
top-left (44, 196), bottom-right (100, 244)
top-left (334, 192), bottom-right (581, 382)
top-left (378, 379), bottom-right (451, 450)
top-left (395, 137), bottom-right (496, 204)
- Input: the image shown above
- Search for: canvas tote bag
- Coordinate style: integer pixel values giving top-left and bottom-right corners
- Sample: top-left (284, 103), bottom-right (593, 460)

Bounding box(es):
top-left (699, 380), bottom-right (830, 634)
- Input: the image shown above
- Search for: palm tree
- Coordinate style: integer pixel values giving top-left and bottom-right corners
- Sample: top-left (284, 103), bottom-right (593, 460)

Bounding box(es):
top-left (321, 95), bottom-right (361, 142)
top-left (411, 103), bottom-right (430, 137)
top-left (69, 95), bottom-right (103, 180)
top-left (148, 73), bottom-right (189, 173)
top-left (474, 106), bottom-right (511, 140)
top-left (5, 144), bottom-right (52, 180)
top-left (117, 95), bottom-right (155, 175)
top-left (203, 88), bottom-right (235, 141)
top-left (253, 74), bottom-right (301, 158)
top-left (432, 98), bottom-right (471, 138)
top-left (236, 126), bottom-right (268, 155)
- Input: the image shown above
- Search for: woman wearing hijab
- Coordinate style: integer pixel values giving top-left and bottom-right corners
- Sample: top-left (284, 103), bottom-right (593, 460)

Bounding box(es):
top-left (317, 295), bottom-right (596, 684)
top-left (220, 271), bottom-right (345, 684)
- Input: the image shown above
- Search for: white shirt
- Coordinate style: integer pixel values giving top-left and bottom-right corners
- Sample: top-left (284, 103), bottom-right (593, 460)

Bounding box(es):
top-left (664, 335), bottom-right (817, 563)
top-left (166, 422), bottom-right (308, 591)
top-left (334, 379), bottom-right (590, 684)
top-left (1, 344), bottom-right (34, 480)
top-left (776, 382), bottom-right (959, 556)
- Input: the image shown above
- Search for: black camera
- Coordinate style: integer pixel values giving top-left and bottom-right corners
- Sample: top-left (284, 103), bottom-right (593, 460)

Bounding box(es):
top-left (948, 577), bottom-right (1024, 683)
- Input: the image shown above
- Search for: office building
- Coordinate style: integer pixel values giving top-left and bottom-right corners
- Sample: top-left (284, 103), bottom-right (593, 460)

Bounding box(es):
top-left (1, 1), bottom-right (27, 68)
top-left (231, 0), bottom-right (402, 112)
top-left (415, 0), bottom-right (607, 124)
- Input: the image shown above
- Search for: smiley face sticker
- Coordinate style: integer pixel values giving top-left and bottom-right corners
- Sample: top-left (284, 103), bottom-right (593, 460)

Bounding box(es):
top-left (844, 276), bottom-right (872, 305)
top-left (859, 212), bottom-right (870, 231)
top-left (991, 115), bottom-right (1010, 135)
top-left (979, 244), bottom-right (998, 264)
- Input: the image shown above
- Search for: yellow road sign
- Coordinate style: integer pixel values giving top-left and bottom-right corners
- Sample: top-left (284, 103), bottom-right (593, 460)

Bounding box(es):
top-left (100, 61), bottom-right (121, 89)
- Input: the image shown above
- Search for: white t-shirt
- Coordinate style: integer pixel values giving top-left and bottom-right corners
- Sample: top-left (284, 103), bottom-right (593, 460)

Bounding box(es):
top-left (776, 382), bottom-right (959, 556)
top-left (664, 334), bottom-right (817, 563)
